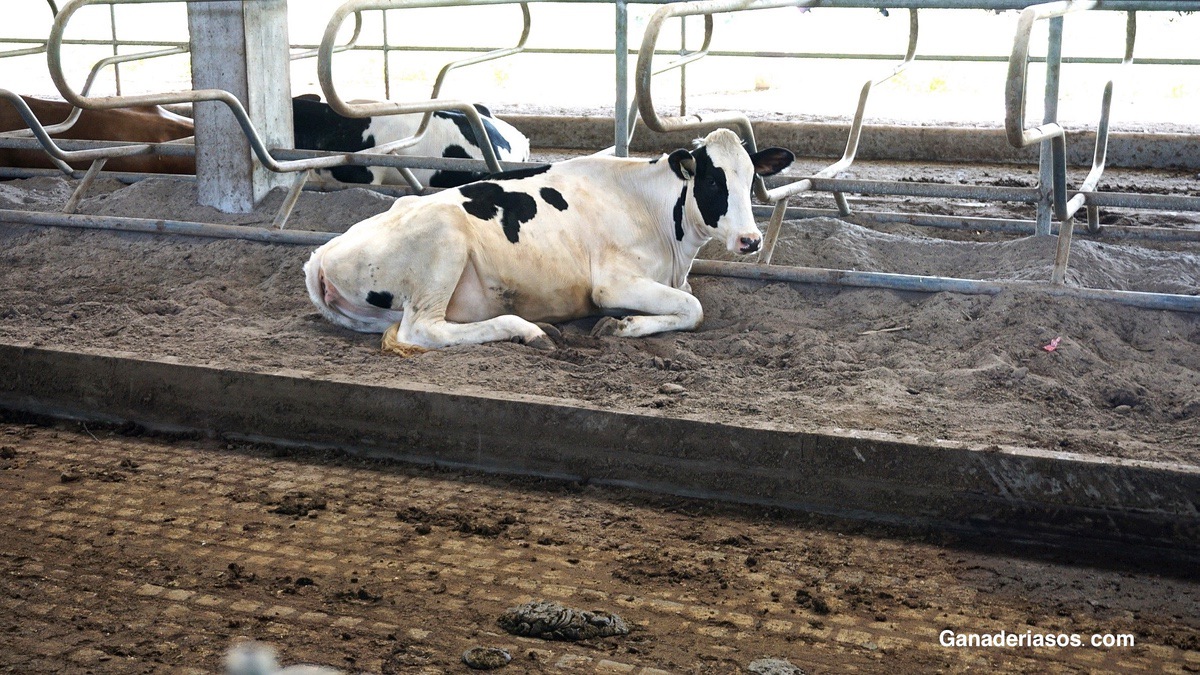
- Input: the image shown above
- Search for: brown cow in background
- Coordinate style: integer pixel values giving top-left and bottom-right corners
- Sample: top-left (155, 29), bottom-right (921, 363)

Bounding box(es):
top-left (0, 95), bottom-right (195, 174)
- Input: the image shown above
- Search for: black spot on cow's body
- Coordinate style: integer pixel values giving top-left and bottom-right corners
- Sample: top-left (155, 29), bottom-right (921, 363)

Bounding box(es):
top-left (429, 144), bottom-right (487, 188)
top-left (649, 156), bottom-right (660, 164)
top-left (472, 103), bottom-right (494, 118)
top-left (460, 182), bottom-right (538, 244)
top-left (489, 164), bottom-right (551, 181)
top-left (293, 97), bottom-right (376, 183)
top-left (540, 187), bottom-right (569, 211)
top-left (433, 110), bottom-right (513, 155)
top-left (292, 97), bottom-right (372, 153)
top-left (365, 290), bottom-right (394, 309)
top-left (690, 146), bottom-right (728, 229)
top-left (329, 165), bottom-right (374, 184)
top-left (672, 186), bottom-right (687, 241)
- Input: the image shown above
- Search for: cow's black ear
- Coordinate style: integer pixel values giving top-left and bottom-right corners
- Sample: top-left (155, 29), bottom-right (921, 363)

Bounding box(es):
top-left (750, 147), bottom-right (794, 177)
top-left (472, 103), bottom-right (494, 118)
top-left (295, 93), bottom-right (322, 102)
top-left (668, 149), bottom-right (695, 180)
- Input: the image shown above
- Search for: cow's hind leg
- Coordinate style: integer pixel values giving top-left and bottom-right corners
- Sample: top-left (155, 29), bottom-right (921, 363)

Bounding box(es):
top-left (590, 277), bottom-right (703, 338)
top-left (388, 312), bottom-right (554, 352)
top-left (383, 256), bottom-right (553, 352)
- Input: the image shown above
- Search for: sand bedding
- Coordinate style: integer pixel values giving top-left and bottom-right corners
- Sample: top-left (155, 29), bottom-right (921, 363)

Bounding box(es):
top-left (1, 167), bottom-right (1198, 466)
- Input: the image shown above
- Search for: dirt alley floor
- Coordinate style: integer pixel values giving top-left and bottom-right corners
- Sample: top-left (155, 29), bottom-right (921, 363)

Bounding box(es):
top-left (0, 419), bottom-right (1197, 674)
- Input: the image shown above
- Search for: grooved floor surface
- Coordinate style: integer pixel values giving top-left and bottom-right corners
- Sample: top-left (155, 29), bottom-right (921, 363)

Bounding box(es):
top-left (0, 421), bottom-right (1197, 673)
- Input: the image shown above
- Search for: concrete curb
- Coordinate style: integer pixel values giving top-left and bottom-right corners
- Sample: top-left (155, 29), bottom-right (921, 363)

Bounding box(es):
top-left (2, 343), bottom-right (1197, 553)
top-left (505, 115), bottom-right (1200, 170)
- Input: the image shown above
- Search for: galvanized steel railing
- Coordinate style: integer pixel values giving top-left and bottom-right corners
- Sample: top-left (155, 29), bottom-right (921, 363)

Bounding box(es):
top-left (315, 0), bottom-right (543, 188)
top-left (2, 0), bottom-right (1198, 313)
top-left (632, 0), bottom-right (1200, 312)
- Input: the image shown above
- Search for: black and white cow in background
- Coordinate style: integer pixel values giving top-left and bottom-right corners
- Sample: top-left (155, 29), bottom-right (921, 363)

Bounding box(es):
top-left (291, 94), bottom-right (530, 188)
top-left (304, 128), bottom-right (793, 353)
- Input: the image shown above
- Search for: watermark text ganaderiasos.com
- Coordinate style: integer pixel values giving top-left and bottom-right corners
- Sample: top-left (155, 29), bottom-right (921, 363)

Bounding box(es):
top-left (939, 630), bottom-right (1135, 648)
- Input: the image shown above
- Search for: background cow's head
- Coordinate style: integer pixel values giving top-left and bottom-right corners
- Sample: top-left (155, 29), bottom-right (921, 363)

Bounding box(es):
top-left (668, 129), bottom-right (793, 254)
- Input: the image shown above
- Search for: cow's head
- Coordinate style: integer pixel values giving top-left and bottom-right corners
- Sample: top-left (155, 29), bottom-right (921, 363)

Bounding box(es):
top-left (668, 129), bottom-right (793, 254)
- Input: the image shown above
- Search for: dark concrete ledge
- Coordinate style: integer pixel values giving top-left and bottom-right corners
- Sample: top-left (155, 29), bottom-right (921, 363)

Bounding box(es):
top-left (506, 115), bottom-right (1200, 170)
top-left (1, 343), bottom-right (1197, 554)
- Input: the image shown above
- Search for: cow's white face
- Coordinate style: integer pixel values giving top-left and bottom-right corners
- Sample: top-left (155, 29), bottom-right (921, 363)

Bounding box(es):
top-left (670, 129), bottom-right (794, 254)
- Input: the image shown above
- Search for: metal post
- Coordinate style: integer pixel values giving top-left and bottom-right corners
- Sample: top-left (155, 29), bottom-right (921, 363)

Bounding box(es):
top-left (109, 4), bottom-right (122, 95)
top-left (187, 0), bottom-right (294, 213)
top-left (615, 0), bottom-right (629, 157)
top-left (1035, 15), bottom-right (1063, 236)
top-left (679, 17), bottom-right (687, 116)
top-left (382, 9), bottom-right (392, 100)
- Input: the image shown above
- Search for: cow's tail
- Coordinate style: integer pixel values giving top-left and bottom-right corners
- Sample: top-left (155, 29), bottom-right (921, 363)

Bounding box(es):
top-left (304, 246), bottom-right (402, 334)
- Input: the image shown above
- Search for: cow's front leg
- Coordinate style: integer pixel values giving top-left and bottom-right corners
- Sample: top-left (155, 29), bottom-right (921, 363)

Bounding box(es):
top-left (590, 277), bottom-right (703, 338)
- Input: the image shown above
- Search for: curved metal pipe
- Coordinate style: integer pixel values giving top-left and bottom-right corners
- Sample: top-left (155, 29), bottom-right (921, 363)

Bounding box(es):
top-left (761, 8), bottom-right (919, 262)
top-left (318, 0), bottom-right (547, 175)
top-left (6, 45), bottom-right (187, 139)
top-left (290, 10), bottom-right (364, 61)
top-left (1005, 0), bottom-right (1097, 149)
top-left (0, 208), bottom-right (337, 246)
top-left (429, 3), bottom-right (530, 100)
top-left (48, 0), bottom-right (348, 176)
top-left (614, 14), bottom-right (713, 150)
top-left (636, 0), bottom-right (822, 201)
top-left (395, 2), bottom-right (531, 159)
top-left (0, 88), bottom-right (149, 173)
top-left (0, 44), bottom-right (50, 59)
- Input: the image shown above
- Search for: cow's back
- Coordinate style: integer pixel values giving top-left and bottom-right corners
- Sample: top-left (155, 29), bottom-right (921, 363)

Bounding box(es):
top-left (394, 161), bottom-right (672, 321)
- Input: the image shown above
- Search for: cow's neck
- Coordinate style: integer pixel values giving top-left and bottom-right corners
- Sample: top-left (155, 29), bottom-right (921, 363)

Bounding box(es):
top-left (672, 187), bottom-right (714, 289)
top-left (618, 161), bottom-right (713, 290)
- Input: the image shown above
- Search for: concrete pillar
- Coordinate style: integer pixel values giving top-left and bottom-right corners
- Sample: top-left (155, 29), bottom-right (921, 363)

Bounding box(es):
top-left (187, 0), bottom-right (293, 213)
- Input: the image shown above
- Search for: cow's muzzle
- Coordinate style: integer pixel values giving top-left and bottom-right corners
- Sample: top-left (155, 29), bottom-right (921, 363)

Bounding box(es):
top-left (738, 235), bottom-right (761, 254)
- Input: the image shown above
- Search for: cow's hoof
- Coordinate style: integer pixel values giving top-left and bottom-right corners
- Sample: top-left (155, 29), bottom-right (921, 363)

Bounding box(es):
top-left (590, 316), bottom-right (622, 338)
top-left (381, 324), bottom-right (429, 358)
top-left (535, 322), bottom-right (563, 343)
top-left (381, 341), bottom-right (429, 358)
top-left (524, 334), bottom-right (557, 351)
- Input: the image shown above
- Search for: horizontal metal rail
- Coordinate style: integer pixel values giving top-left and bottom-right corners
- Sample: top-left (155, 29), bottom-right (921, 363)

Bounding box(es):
top-left (0, 89), bottom-right (156, 172)
top-left (0, 208), bottom-right (337, 246)
top-left (750, 205), bottom-right (1200, 243)
top-left (3, 208), bottom-right (1195, 315)
top-left (691, 259), bottom-right (1200, 313)
top-left (12, 37), bottom-right (1200, 68)
top-left (5, 157), bottom-right (1195, 242)
top-left (0, 135), bottom-right (542, 177)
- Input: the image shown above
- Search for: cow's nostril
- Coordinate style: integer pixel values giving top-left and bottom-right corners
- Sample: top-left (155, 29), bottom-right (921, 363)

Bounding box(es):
top-left (740, 237), bottom-right (761, 253)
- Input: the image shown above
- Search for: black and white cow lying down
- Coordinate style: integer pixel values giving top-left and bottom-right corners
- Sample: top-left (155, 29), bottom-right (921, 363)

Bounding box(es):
top-left (292, 95), bottom-right (529, 188)
top-left (304, 128), bottom-right (793, 354)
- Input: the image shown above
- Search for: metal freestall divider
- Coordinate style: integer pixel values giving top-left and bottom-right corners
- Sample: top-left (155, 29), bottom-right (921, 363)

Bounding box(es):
top-left (0, 0), bottom-right (1197, 311)
top-left (631, 0), bottom-right (1200, 311)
